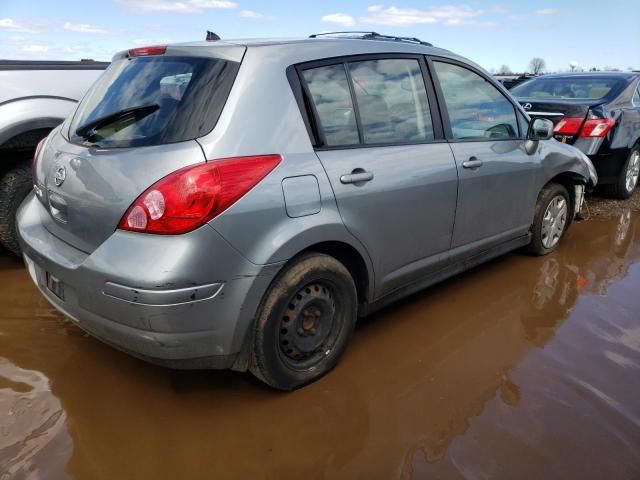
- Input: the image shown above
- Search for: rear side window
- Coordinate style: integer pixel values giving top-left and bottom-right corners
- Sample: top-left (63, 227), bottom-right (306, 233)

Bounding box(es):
top-left (69, 56), bottom-right (239, 148)
top-left (349, 59), bottom-right (434, 144)
top-left (511, 76), bottom-right (624, 100)
top-left (434, 61), bottom-right (518, 140)
top-left (301, 58), bottom-right (435, 147)
top-left (302, 65), bottom-right (359, 147)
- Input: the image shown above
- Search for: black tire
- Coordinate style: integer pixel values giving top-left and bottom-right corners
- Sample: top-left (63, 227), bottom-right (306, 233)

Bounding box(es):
top-left (525, 183), bottom-right (571, 256)
top-left (0, 161), bottom-right (32, 256)
top-left (601, 147), bottom-right (640, 200)
top-left (250, 253), bottom-right (357, 391)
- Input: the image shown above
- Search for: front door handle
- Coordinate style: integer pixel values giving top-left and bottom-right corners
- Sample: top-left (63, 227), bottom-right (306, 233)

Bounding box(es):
top-left (462, 157), bottom-right (483, 169)
top-left (340, 170), bottom-right (374, 184)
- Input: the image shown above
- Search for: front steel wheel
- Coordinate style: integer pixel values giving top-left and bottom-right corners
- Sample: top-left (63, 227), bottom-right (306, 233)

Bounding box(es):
top-left (250, 253), bottom-right (357, 390)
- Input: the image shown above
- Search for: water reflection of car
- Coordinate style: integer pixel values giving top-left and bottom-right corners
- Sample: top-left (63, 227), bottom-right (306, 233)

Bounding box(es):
top-left (512, 72), bottom-right (640, 199)
top-left (527, 210), bottom-right (639, 329)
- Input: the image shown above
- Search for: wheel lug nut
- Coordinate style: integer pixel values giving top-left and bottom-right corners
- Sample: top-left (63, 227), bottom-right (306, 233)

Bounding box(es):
top-left (297, 328), bottom-right (304, 335)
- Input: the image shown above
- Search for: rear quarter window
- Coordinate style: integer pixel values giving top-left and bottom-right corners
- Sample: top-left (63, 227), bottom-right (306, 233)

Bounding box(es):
top-left (68, 56), bottom-right (239, 148)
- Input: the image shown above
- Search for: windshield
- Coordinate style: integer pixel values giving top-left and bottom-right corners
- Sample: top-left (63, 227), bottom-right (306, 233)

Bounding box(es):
top-left (69, 55), bottom-right (239, 148)
top-left (512, 76), bottom-right (624, 100)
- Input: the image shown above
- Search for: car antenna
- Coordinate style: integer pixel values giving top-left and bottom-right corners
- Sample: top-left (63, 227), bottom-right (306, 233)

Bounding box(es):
top-left (206, 31), bottom-right (221, 41)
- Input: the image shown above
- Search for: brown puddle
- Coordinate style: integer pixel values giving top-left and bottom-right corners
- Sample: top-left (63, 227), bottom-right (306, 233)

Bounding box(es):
top-left (1, 210), bottom-right (640, 479)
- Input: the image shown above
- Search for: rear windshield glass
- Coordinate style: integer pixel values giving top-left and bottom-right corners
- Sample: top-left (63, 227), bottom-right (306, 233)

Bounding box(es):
top-left (68, 55), bottom-right (239, 148)
top-left (511, 76), bottom-right (624, 100)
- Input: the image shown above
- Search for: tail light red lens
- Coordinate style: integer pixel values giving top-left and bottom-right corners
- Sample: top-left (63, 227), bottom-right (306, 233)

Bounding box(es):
top-left (553, 117), bottom-right (584, 135)
top-left (118, 155), bottom-right (281, 235)
top-left (579, 118), bottom-right (616, 137)
top-left (128, 45), bottom-right (167, 57)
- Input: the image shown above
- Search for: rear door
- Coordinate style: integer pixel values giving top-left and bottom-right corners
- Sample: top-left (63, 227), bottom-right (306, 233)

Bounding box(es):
top-left (430, 58), bottom-right (539, 252)
top-left (298, 55), bottom-right (458, 296)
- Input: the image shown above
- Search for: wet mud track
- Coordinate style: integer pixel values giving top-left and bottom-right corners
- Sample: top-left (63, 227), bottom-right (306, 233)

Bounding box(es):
top-left (1, 197), bottom-right (640, 479)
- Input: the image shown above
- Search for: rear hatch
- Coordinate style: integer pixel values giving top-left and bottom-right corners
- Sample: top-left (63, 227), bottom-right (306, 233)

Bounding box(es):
top-left (511, 75), bottom-right (626, 144)
top-left (33, 44), bottom-right (245, 253)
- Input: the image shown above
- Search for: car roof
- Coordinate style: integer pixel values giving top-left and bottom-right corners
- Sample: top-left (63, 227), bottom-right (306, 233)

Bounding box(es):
top-left (161, 37), bottom-right (485, 76)
top-left (173, 37), bottom-right (458, 59)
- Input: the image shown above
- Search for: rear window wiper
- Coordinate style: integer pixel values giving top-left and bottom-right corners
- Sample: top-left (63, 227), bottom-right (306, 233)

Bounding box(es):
top-left (75, 104), bottom-right (160, 140)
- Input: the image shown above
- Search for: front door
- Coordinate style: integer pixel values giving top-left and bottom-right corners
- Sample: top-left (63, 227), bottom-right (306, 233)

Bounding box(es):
top-left (431, 59), bottom-right (539, 251)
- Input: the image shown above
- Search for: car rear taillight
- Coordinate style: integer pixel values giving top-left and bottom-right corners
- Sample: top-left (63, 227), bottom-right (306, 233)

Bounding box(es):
top-left (579, 118), bottom-right (616, 137)
top-left (553, 117), bottom-right (584, 135)
top-left (127, 45), bottom-right (167, 57)
top-left (118, 155), bottom-right (282, 235)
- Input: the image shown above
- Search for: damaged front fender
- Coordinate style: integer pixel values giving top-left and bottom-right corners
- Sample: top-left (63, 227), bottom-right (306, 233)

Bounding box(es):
top-left (537, 139), bottom-right (599, 191)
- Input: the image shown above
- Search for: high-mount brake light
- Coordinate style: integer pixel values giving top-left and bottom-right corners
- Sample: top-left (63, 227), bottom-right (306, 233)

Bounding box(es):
top-left (127, 45), bottom-right (167, 57)
top-left (118, 155), bottom-right (282, 235)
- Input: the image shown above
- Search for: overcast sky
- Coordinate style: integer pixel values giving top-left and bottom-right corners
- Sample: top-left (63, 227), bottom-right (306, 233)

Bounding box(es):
top-left (1, 0), bottom-right (638, 72)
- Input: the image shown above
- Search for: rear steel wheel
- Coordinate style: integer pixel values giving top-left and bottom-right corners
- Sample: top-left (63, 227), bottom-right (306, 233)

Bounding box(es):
top-left (278, 281), bottom-right (340, 370)
top-left (251, 253), bottom-right (357, 390)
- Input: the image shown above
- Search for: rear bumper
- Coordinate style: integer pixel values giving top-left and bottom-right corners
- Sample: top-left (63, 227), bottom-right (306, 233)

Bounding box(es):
top-left (17, 192), bottom-right (283, 369)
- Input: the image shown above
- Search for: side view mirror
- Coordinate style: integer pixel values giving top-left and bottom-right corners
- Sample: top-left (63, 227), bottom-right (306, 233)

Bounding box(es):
top-left (528, 118), bottom-right (554, 141)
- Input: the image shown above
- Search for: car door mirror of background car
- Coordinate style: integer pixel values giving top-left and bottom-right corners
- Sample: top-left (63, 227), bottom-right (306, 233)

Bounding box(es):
top-left (528, 118), bottom-right (554, 141)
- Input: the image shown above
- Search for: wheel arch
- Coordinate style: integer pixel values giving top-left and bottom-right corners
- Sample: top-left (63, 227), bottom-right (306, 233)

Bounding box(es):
top-left (231, 237), bottom-right (375, 372)
top-left (296, 241), bottom-right (372, 305)
top-left (541, 172), bottom-right (584, 221)
top-left (0, 97), bottom-right (76, 155)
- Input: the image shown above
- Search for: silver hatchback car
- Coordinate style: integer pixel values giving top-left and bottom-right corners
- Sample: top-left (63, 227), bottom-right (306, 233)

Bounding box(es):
top-left (18, 33), bottom-right (597, 390)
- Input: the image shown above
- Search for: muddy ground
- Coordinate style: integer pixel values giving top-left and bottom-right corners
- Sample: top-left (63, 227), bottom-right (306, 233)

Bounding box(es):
top-left (1, 192), bottom-right (639, 479)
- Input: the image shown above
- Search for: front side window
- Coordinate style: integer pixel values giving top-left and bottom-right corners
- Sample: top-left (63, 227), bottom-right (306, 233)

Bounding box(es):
top-left (302, 64), bottom-right (359, 147)
top-left (348, 59), bottom-right (434, 144)
top-left (434, 61), bottom-right (518, 140)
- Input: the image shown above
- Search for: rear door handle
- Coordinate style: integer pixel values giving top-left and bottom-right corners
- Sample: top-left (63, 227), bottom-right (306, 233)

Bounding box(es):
top-left (340, 171), bottom-right (374, 184)
top-left (462, 158), bottom-right (483, 169)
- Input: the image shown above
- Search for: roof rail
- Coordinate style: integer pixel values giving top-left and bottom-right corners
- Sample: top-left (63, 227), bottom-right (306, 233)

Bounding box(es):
top-left (309, 31), bottom-right (432, 47)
